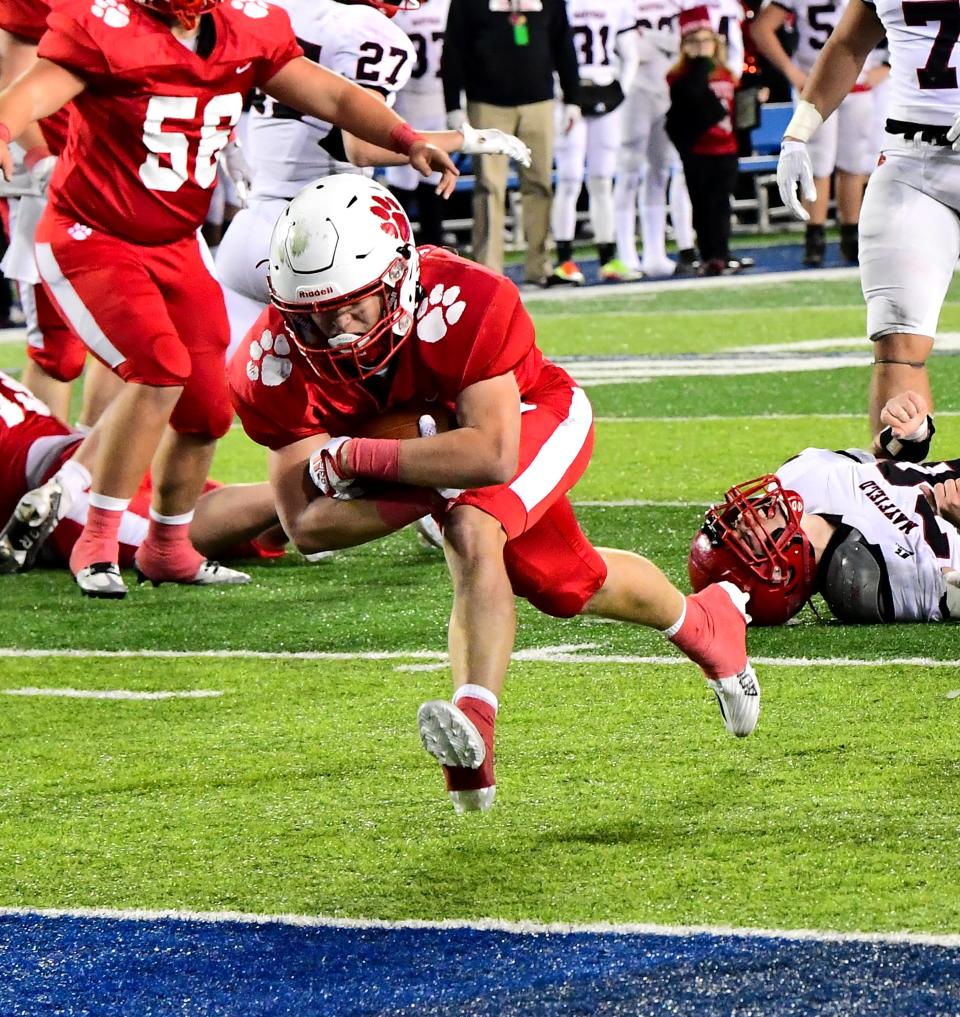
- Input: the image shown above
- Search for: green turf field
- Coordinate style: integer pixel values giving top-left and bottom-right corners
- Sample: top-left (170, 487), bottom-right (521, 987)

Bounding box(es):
top-left (1, 277), bottom-right (959, 935)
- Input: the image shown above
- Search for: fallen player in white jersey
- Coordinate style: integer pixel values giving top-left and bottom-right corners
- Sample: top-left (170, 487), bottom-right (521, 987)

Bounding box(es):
top-left (688, 391), bottom-right (960, 624)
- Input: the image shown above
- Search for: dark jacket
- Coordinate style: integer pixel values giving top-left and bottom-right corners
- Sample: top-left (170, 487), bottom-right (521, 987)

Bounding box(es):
top-left (442, 0), bottom-right (580, 110)
top-left (666, 57), bottom-right (737, 157)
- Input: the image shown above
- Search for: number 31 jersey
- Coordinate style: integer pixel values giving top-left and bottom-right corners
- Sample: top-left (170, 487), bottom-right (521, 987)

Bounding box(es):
top-left (863, 0), bottom-right (960, 123)
top-left (777, 446), bottom-right (960, 621)
top-left (38, 0), bottom-right (302, 244)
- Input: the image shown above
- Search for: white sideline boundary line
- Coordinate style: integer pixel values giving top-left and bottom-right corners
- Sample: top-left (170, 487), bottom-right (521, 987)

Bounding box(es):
top-left (0, 904), bottom-right (957, 947)
top-left (1, 647), bottom-right (959, 669)
top-left (1, 687), bottom-right (221, 700)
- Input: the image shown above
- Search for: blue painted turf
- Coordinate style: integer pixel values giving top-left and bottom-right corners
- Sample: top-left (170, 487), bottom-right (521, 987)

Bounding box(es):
top-left (2, 913), bottom-right (959, 1016)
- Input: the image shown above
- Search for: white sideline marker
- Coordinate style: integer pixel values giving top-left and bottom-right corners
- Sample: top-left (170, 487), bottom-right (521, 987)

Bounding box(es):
top-left (2, 687), bottom-right (222, 700)
top-left (0, 904), bottom-right (959, 948)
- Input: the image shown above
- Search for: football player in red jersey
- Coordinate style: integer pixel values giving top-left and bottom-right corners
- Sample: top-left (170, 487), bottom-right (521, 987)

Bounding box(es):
top-left (229, 174), bottom-right (762, 815)
top-left (0, 368), bottom-right (284, 575)
top-left (0, 0), bottom-right (458, 600)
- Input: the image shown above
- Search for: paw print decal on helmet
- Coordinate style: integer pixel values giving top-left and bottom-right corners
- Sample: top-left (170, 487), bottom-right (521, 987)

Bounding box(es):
top-left (68, 223), bottom-right (93, 240)
top-left (91, 0), bottom-right (130, 26)
top-left (417, 284), bottom-right (466, 344)
top-left (246, 329), bottom-right (292, 386)
top-left (370, 194), bottom-right (411, 242)
top-left (230, 0), bottom-right (269, 17)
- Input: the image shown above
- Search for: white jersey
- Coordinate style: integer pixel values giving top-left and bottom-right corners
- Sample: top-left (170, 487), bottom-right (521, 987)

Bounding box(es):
top-left (632, 0), bottom-right (681, 92)
top-left (391, 0), bottom-right (449, 97)
top-left (246, 0), bottom-right (415, 199)
top-left (567, 0), bottom-right (636, 86)
top-left (777, 447), bottom-right (960, 621)
top-left (866, 0), bottom-right (960, 124)
top-left (769, 0), bottom-right (883, 82)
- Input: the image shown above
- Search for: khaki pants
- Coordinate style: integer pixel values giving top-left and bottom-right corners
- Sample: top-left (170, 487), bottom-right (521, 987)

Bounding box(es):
top-left (466, 98), bottom-right (555, 283)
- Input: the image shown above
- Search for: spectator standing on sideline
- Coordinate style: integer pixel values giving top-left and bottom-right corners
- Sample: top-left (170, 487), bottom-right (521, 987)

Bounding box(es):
top-left (0, 0), bottom-right (458, 600)
top-left (751, 0), bottom-right (886, 266)
top-left (386, 0), bottom-right (452, 246)
top-left (665, 6), bottom-right (740, 275)
top-left (442, 0), bottom-right (581, 287)
top-left (548, 0), bottom-right (639, 286)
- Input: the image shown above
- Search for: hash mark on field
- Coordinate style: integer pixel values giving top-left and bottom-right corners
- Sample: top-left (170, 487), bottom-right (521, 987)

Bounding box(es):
top-left (2, 648), bottom-right (959, 668)
top-left (1, 904), bottom-right (958, 947)
top-left (2, 687), bottom-right (222, 700)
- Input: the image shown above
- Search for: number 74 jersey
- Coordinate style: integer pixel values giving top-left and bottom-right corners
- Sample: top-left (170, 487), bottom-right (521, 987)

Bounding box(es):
top-left (863, 0), bottom-right (960, 123)
top-left (37, 0), bottom-right (302, 244)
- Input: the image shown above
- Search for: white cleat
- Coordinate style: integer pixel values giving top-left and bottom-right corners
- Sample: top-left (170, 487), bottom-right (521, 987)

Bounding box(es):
top-left (134, 559), bottom-right (251, 587)
top-left (708, 665), bottom-right (760, 737)
top-left (75, 562), bottom-right (128, 600)
top-left (0, 479), bottom-right (69, 574)
top-left (413, 515), bottom-right (444, 551)
top-left (417, 699), bottom-right (496, 815)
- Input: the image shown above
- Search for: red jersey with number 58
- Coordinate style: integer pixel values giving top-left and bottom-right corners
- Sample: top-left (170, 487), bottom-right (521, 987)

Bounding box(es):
top-left (37, 0), bottom-right (302, 244)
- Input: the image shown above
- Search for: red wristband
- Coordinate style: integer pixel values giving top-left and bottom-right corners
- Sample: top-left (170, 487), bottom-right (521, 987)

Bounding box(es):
top-left (0, 124), bottom-right (11, 145)
top-left (389, 122), bottom-right (425, 156)
top-left (24, 145), bottom-right (51, 170)
top-left (347, 437), bottom-right (401, 483)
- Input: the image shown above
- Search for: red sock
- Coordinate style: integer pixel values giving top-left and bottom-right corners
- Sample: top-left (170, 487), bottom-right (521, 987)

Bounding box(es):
top-left (69, 503), bottom-right (124, 575)
top-left (136, 518), bottom-right (204, 582)
top-left (443, 692), bottom-right (497, 793)
top-left (666, 587), bottom-right (747, 681)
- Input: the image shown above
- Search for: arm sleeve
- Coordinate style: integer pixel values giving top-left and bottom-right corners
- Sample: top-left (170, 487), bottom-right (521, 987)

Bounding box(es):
top-left (441, 0), bottom-right (466, 112)
top-left (551, 3), bottom-right (581, 105)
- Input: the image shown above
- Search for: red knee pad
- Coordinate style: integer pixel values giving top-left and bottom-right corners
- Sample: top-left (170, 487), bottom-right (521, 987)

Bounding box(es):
top-left (28, 283), bottom-right (88, 382)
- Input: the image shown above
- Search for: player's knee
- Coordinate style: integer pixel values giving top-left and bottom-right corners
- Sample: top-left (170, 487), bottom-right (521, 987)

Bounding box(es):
top-left (27, 341), bottom-right (86, 383)
top-left (872, 332), bottom-right (934, 364)
top-left (443, 506), bottom-right (504, 571)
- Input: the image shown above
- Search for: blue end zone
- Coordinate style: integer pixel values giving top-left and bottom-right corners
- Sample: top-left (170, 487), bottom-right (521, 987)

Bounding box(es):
top-left (2, 914), bottom-right (959, 1015)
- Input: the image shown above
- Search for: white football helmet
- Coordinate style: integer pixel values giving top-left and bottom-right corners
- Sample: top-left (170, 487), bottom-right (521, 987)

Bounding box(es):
top-left (333, 0), bottom-right (420, 18)
top-left (268, 175), bottom-right (420, 383)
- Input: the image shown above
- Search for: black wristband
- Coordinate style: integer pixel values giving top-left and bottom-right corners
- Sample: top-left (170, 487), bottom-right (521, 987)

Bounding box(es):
top-left (878, 415), bottom-right (936, 462)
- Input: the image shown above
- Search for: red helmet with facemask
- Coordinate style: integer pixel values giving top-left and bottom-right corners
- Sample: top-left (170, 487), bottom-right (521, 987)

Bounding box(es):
top-left (688, 474), bottom-right (818, 626)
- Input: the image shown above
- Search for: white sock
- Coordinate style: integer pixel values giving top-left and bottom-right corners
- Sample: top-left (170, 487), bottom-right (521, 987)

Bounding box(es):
top-left (453, 684), bottom-right (499, 714)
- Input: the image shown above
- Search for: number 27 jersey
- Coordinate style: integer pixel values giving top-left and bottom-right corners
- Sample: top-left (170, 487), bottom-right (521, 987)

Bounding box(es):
top-left (864, 0), bottom-right (960, 124)
top-left (38, 0), bottom-right (302, 244)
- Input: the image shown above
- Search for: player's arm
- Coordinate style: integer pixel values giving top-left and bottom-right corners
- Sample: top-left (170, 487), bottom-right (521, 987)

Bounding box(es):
top-left (788, 0), bottom-right (884, 135)
top-left (269, 434), bottom-right (431, 554)
top-left (310, 373), bottom-right (522, 498)
top-left (0, 30), bottom-right (47, 155)
top-left (262, 57), bottom-right (459, 194)
top-left (872, 390), bottom-right (936, 460)
top-left (749, 4), bottom-right (806, 90)
top-left (0, 58), bottom-right (84, 179)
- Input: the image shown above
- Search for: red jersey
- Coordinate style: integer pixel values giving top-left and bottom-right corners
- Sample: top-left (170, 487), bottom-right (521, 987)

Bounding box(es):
top-left (0, 0), bottom-right (70, 152)
top-left (0, 369), bottom-right (77, 523)
top-left (38, 0), bottom-right (302, 243)
top-left (229, 247), bottom-right (577, 451)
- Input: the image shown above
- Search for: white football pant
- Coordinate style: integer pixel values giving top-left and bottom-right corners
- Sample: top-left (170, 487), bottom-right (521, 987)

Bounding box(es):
top-left (860, 135), bottom-right (960, 340)
top-left (807, 89), bottom-right (878, 178)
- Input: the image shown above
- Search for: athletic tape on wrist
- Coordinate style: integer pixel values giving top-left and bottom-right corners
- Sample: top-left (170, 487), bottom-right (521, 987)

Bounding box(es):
top-left (783, 100), bottom-right (823, 143)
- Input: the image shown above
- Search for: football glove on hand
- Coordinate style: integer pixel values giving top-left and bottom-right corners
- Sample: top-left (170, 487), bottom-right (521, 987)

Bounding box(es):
top-left (418, 414), bottom-right (437, 438)
top-left (458, 123), bottom-right (532, 167)
top-left (219, 138), bottom-right (252, 206)
top-left (562, 103), bottom-right (583, 135)
top-left (308, 436), bottom-right (363, 499)
top-left (777, 140), bottom-right (816, 221)
top-left (446, 108), bottom-right (468, 132)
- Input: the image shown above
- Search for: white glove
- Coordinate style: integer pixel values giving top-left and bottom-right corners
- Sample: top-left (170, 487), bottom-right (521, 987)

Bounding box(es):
top-left (446, 108), bottom-right (468, 132)
top-left (308, 436), bottom-right (363, 499)
top-left (219, 138), bottom-right (252, 207)
top-left (776, 140), bottom-right (816, 222)
top-left (944, 570), bottom-right (960, 618)
top-left (947, 111), bottom-right (960, 151)
top-left (458, 122), bottom-right (532, 167)
top-left (418, 414), bottom-right (437, 438)
top-left (28, 154), bottom-right (57, 195)
top-left (562, 103), bottom-right (583, 135)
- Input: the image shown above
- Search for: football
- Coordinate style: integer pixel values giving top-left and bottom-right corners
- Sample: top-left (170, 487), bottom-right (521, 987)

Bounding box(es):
top-left (356, 405), bottom-right (457, 440)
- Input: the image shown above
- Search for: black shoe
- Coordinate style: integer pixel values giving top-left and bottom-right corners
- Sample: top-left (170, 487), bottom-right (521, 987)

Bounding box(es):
top-left (803, 225), bottom-right (826, 268)
top-left (0, 479), bottom-right (66, 573)
top-left (840, 223), bottom-right (859, 264)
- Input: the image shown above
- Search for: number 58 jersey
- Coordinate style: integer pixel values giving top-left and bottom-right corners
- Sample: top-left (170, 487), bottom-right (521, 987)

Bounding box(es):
top-left (865, 0), bottom-right (960, 124)
top-left (777, 447), bottom-right (960, 621)
top-left (38, 0), bottom-right (302, 244)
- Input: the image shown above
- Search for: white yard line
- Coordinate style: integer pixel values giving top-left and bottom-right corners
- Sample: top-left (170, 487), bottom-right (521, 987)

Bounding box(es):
top-left (1, 687), bottom-right (221, 700)
top-left (0, 904), bottom-right (956, 947)
top-left (594, 412), bottom-right (960, 423)
top-left (0, 647), bottom-right (957, 669)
